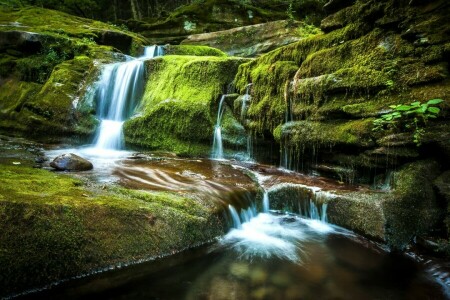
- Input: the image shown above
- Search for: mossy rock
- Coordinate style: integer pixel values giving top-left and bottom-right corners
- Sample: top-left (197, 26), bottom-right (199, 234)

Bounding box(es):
top-left (181, 20), bottom-right (322, 58)
top-left (0, 163), bottom-right (226, 297)
top-left (267, 160), bottom-right (442, 250)
top-left (0, 56), bottom-right (98, 137)
top-left (163, 44), bottom-right (227, 57)
top-left (279, 119), bottom-right (375, 149)
top-left (124, 55), bottom-right (248, 156)
top-left (383, 160), bottom-right (442, 249)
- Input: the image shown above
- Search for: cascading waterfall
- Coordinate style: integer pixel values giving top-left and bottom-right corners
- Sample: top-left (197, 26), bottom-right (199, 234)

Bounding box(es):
top-left (93, 45), bottom-right (164, 152)
top-left (262, 191), bottom-right (269, 213)
top-left (211, 95), bottom-right (227, 159)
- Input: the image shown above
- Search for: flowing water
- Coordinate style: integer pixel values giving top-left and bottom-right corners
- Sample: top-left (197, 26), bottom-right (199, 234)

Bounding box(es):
top-left (211, 95), bottom-right (227, 160)
top-left (21, 209), bottom-right (448, 300)
top-left (29, 150), bottom-right (450, 299)
top-left (92, 45), bottom-right (164, 153)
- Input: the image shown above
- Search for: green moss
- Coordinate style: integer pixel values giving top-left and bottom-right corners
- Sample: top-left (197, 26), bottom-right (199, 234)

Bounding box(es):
top-left (235, 60), bottom-right (298, 132)
top-left (281, 119), bottom-right (375, 149)
top-left (383, 160), bottom-right (441, 249)
top-left (0, 163), bottom-right (225, 297)
top-left (164, 45), bottom-right (227, 57)
top-left (125, 55), bottom-right (247, 156)
top-left (0, 6), bottom-right (147, 51)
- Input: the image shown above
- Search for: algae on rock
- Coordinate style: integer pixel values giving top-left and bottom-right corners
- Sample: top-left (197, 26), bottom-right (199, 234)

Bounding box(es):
top-left (124, 54), bottom-right (249, 156)
top-left (0, 163), bottom-right (226, 298)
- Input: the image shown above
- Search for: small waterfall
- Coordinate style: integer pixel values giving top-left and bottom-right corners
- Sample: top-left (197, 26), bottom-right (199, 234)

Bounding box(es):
top-left (93, 45), bottom-right (164, 152)
top-left (262, 191), bottom-right (269, 213)
top-left (228, 205), bottom-right (242, 229)
top-left (144, 45), bottom-right (164, 57)
top-left (211, 95), bottom-right (227, 159)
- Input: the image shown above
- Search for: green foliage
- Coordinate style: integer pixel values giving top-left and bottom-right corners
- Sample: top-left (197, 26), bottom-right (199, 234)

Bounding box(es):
top-left (286, 2), bottom-right (295, 23)
top-left (373, 99), bottom-right (444, 146)
top-left (16, 47), bottom-right (69, 83)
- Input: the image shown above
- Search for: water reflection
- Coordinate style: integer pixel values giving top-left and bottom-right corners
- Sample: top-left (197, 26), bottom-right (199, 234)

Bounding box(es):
top-left (24, 212), bottom-right (447, 300)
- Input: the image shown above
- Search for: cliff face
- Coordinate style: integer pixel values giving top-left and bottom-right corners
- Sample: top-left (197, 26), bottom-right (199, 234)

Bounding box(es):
top-left (235, 0), bottom-right (449, 182)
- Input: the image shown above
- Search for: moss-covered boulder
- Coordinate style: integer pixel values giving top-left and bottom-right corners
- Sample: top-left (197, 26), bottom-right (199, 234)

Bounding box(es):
top-left (124, 54), bottom-right (249, 156)
top-left (181, 20), bottom-right (321, 57)
top-left (125, 0), bottom-right (327, 45)
top-left (0, 162), bottom-right (227, 298)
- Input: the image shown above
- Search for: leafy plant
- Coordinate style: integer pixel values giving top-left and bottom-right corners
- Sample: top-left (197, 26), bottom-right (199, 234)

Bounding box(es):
top-left (373, 99), bottom-right (444, 146)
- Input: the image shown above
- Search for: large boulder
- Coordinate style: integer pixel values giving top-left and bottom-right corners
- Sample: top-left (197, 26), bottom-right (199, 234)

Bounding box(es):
top-left (50, 153), bottom-right (93, 171)
top-left (181, 20), bottom-right (320, 57)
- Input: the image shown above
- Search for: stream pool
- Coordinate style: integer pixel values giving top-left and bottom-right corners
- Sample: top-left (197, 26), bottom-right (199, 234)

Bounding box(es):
top-left (20, 212), bottom-right (448, 299)
top-left (6, 145), bottom-right (447, 299)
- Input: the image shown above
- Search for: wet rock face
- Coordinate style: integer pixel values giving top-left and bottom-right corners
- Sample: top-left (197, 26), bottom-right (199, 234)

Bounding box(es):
top-left (95, 30), bottom-right (133, 54)
top-left (0, 31), bottom-right (43, 54)
top-left (50, 153), bottom-right (93, 171)
top-left (181, 20), bottom-right (315, 57)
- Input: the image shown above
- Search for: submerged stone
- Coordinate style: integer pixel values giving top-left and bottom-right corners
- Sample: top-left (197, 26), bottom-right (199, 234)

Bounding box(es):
top-left (50, 153), bottom-right (93, 171)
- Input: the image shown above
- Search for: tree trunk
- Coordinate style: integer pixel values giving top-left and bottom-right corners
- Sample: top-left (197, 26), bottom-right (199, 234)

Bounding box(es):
top-left (130, 0), bottom-right (142, 20)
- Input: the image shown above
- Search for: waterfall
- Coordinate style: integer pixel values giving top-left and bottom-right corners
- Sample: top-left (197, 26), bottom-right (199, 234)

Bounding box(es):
top-left (93, 45), bottom-right (163, 152)
top-left (144, 45), bottom-right (164, 57)
top-left (228, 205), bottom-right (242, 229)
top-left (211, 95), bottom-right (227, 159)
top-left (262, 191), bottom-right (269, 213)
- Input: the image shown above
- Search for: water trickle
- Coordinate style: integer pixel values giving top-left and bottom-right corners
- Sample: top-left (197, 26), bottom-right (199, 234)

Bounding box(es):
top-left (228, 205), bottom-right (242, 229)
top-left (262, 191), bottom-right (269, 213)
top-left (211, 95), bottom-right (227, 159)
top-left (93, 45), bottom-right (164, 152)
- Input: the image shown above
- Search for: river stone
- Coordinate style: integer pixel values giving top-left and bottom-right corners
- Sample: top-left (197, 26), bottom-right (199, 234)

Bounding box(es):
top-left (50, 153), bottom-right (93, 171)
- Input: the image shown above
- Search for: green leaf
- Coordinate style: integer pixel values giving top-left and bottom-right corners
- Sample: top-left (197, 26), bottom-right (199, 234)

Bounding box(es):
top-left (428, 114), bottom-right (437, 118)
top-left (389, 105), bottom-right (398, 109)
top-left (395, 105), bottom-right (412, 111)
top-left (427, 107), bottom-right (440, 114)
top-left (410, 101), bottom-right (421, 107)
top-left (427, 99), bottom-right (444, 105)
top-left (415, 106), bottom-right (427, 113)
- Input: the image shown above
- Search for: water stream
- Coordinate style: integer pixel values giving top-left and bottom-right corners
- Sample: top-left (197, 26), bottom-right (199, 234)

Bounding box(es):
top-left (92, 45), bottom-right (164, 153)
top-left (211, 95), bottom-right (227, 160)
top-left (30, 150), bottom-right (450, 299)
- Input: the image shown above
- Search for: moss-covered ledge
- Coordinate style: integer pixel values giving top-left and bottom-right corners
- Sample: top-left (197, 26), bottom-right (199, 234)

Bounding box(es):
top-left (124, 55), bottom-right (250, 156)
top-left (0, 164), bottom-right (226, 298)
top-left (267, 160), bottom-right (442, 250)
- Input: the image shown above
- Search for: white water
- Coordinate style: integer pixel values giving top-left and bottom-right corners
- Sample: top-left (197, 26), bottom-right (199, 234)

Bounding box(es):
top-left (93, 45), bottom-right (164, 154)
top-left (211, 95), bottom-right (227, 159)
top-left (262, 191), bottom-right (269, 213)
top-left (225, 182), bottom-right (333, 262)
top-left (221, 213), bottom-right (335, 262)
